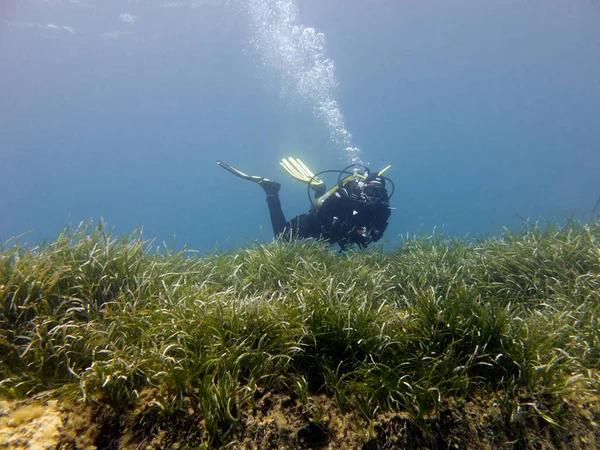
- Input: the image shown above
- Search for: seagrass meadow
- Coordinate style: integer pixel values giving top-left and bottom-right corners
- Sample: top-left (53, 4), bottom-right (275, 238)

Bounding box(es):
top-left (1, 220), bottom-right (599, 449)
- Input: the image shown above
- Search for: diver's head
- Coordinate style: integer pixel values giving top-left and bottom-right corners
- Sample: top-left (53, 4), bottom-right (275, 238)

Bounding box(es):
top-left (365, 172), bottom-right (385, 187)
top-left (363, 172), bottom-right (388, 202)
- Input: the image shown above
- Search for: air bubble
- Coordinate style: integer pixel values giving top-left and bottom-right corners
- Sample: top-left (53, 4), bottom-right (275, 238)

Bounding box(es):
top-left (244, 0), bottom-right (363, 165)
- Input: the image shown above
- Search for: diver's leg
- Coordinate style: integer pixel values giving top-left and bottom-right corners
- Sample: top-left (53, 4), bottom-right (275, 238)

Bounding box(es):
top-left (258, 179), bottom-right (290, 237)
top-left (216, 161), bottom-right (289, 237)
top-left (266, 194), bottom-right (321, 241)
top-left (265, 193), bottom-right (288, 237)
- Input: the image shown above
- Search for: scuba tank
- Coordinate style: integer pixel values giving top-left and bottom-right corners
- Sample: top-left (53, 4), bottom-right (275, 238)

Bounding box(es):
top-left (312, 163), bottom-right (394, 209)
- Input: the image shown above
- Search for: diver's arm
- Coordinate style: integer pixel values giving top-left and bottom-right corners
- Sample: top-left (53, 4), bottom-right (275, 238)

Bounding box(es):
top-left (367, 205), bottom-right (391, 243)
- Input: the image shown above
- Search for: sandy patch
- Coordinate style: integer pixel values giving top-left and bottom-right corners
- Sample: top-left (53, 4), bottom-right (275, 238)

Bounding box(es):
top-left (0, 400), bottom-right (63, 450)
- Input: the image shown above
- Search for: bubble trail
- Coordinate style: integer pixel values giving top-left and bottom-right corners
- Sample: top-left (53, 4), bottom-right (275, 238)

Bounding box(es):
top-left (244, 0), bottom-right (363, 165)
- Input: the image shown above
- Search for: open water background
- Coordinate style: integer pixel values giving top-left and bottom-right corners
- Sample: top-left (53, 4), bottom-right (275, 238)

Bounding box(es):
top-left (1, 0), bottom-right (599, 251)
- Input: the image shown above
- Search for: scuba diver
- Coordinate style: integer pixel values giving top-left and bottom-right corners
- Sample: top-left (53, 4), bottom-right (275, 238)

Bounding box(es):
top-left (216, 158), bottom-right (394, 250)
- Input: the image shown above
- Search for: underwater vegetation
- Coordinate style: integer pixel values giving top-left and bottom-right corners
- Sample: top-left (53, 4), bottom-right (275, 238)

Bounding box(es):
top-left (0, 220), bottom-right (599, 447)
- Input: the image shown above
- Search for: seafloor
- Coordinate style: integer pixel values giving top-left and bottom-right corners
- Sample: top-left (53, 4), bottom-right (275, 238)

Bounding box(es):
top-left (0, 391), bottom-right (599, 449)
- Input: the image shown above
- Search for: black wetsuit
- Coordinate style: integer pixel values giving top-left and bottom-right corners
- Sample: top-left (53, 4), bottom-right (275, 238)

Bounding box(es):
top-left (266, 180), bottom-right (391, 249)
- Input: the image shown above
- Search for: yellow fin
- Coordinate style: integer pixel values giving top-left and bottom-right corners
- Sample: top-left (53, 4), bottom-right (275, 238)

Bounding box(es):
top-left (280, 157), bottom-right (324, 190)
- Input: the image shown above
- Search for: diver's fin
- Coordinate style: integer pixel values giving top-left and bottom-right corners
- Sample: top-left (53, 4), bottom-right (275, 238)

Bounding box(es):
top-left (216, 160), bottom-right (280, 195)
top-left (280, 157), bottom-right (325, 194)
top-left (217, 160), bottom-right (264, 182)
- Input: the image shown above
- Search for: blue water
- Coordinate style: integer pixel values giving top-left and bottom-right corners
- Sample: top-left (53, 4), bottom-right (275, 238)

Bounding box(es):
top-left (1, 0), bottom-right (599, 251)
